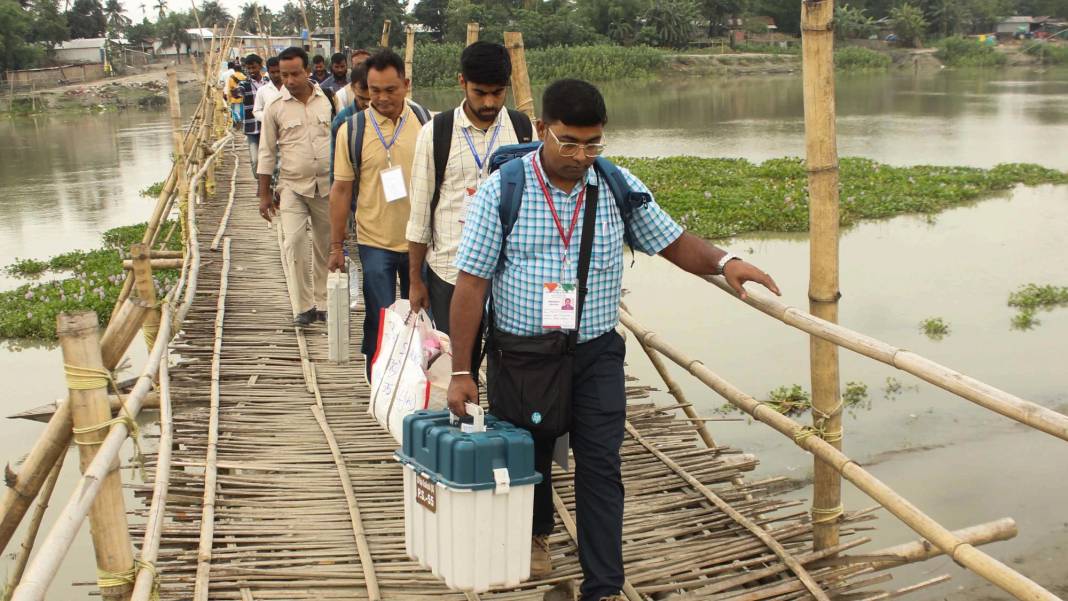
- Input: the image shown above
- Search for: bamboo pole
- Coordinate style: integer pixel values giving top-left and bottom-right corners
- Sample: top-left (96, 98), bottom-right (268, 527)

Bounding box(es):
top-left (503, 32), bottom-right (534, 119)
top-left (129, 244), bottom-right (161, 352)
top-left (616, 309), bottom-right (1061, 601)
top-left (57, 311), bottom-right (133, 601)
top-left (624, 420), bottom-right (831, 601)
top-left (801, 0), bottom-right (842, 552)
top-left (333, 0), bottom-right (340, 52)
top-left (12, 302), bottom-right (174, 601)
top-left (298, 0), bottom-right (311, 44)
top-left (130, 350), bottom-right (173, 601)
top-left (121, 258), bottom-right (184, 270)
top-left (379, 19), bottom-right (391, 48)
top-left (9, 393), bottom-right (160, 423)
top-left (702, 274), bottom-right (1068, 443)
top-left (2, 455), bottom-right (63, 601)
top-left (99, 298), bottom-right (151, 369)
top-left (192, 237), bottom-right (231, 601)
top-left (404, 25), bottom-right (414, 98)
top-left (831, 518), bottom-right (1018, 571)
top-left (466, 22), bottom-right (480, 46)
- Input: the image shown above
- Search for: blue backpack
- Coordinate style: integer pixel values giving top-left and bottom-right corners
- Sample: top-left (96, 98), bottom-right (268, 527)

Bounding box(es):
top-left (487, 143), bottom-right (650, 250)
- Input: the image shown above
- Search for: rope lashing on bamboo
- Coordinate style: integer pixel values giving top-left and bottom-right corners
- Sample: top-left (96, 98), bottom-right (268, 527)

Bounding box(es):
top-left (97, 559), bottom-right (158, 599)
top-left (811, 504), bottom-right (844, 524)
top-left (64, 365), bottom-right (147, 479)
top-left (141, 298), bottom-right (170, 350)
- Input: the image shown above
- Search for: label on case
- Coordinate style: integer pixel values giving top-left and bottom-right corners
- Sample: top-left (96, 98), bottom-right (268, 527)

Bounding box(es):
top-left (415, 474), bottom-right (436, 513)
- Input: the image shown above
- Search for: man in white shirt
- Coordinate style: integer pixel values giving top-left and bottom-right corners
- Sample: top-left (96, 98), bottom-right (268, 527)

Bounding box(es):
top-left (252, 56), bottom-right (284, 123)
top-left (405, 42), bottom-right (535, 356)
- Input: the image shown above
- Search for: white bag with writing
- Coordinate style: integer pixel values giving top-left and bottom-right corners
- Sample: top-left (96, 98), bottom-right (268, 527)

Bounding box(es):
top-left (368, 300), bottom-right (451, 443)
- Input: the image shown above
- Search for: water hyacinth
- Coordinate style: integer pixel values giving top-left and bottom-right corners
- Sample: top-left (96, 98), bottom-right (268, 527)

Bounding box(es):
top-left (0, 220), bottom-right (182, 340)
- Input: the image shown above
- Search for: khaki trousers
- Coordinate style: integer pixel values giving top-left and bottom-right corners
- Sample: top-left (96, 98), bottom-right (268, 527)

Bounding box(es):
top-left (279, 188), bottom-right (330, 315)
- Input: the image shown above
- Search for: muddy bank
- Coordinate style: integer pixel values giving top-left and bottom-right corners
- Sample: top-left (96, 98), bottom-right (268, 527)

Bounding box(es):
top-left (2, 62), bottom-right (202, 117)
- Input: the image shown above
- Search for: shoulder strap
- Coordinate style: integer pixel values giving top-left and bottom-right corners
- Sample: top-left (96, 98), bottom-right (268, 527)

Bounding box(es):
top-left (570, 183), bottom-right (599, 352)
top-left (348, 111), bottom-right (366, 211)
top-left (497, 157), bottom-right (527, 241)
top-left (408, 101), bottom-right (431, 125)
top-left (322, 88), bottom-right (337, 119)
top-left (506, 109), bottom-right (534, 143)
top-left (429, 109), bottom-right (455, 238)
top-left (594, 157), bottom-right (651, 249)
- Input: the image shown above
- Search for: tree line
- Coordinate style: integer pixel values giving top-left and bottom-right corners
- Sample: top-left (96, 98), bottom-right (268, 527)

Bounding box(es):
top-left (3, 0), bottom-right (1066, 72)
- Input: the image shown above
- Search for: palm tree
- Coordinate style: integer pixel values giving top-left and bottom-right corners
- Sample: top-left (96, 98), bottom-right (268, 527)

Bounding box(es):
top-left (198, 0), bottom-right (230, 27)
top-left (277, 1), bottom-right (303, 35)
top-left (153, 0), bottom-right (165, 20)
top-left (157, 12), bottom-right (191, 61)
top-left (238, 2), bottom-right (260, 33)
top-left (104, 0), bottom-right (131, 34)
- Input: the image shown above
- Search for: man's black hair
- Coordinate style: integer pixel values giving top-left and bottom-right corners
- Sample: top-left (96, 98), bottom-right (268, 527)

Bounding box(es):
top-left (350, 64), bottom-right (368, 89)
top-left (330, 52), bottom-right (347, 65)
top-left (541, 79), bottom-right (607, 127)
top-left (365, 48), bottom-right (406, 78)
top-left (266, 56), bottom-right (280, 68)
top-left (244, 53), bottom-right (262, 66)
top-left (460, 41), bottom-right (511, 86)
top-left (351, 48), bottom-right (369, 57)
top-left (312, 54), bottom-right (325, 64)
top-left (279, 46), bottom-right (309, 69)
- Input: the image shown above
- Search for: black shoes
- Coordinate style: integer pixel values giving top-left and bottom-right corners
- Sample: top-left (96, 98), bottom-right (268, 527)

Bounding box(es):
top-left (293, 308), bottom-right (317, 327)
top-left (316, 310), bottom-right (327, 322)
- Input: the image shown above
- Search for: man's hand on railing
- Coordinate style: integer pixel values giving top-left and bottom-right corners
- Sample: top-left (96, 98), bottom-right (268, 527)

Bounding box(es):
top-left (723, 260), bottom-right (780, 301)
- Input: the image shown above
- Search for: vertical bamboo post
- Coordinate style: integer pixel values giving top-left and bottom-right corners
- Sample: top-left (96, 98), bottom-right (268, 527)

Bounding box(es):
top-left (333, 0), bottom-right (340, 52)
top-left (466, 22), bottom-right (480, 46)
top-left (503, 32), bottom-right (534, 119)
top-left (130, 244), bottom-right (160, 352)
top-left (380, 19), bottom-right (391, 48)
top-left (298, 0), bottom-right (311, 45)
top-left (57, 312), bottom-right (133, 601)
top-left (404, 25), bottom-right (414, 98)
top-left (801, 0), bottom-right (842, 552)
top-left (167, 65), bottom-right (190, 225)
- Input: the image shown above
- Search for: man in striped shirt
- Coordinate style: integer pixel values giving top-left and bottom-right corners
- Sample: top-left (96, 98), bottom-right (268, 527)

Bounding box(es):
top-left (406, 42), bottom-right (534, 345)
top-left (232, 54), bottom-right (268, 177)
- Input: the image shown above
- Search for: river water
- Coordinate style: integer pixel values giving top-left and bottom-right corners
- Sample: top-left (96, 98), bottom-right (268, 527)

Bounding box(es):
top-left (2, 68), bottom-right (1066, 598)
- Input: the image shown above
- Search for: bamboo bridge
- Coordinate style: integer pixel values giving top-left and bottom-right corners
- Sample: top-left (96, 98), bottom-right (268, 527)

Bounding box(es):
top-left (3, 14), bottom-right (1068, 601)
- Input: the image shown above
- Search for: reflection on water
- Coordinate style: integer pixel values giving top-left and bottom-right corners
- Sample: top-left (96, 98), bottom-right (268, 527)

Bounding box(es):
top-left (2, 70), bottom-right (1067, 598)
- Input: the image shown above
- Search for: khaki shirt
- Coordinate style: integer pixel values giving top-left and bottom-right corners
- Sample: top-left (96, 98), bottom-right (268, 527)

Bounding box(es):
top-left (258, 84), bottom-right (336, 198)
top-left (333, 103), bottom-right (419, 253)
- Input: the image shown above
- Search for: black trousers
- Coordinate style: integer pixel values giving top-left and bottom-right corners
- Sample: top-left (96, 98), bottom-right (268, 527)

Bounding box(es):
top-left (530, 330), bottom-right (626, 601)
top-left (426, 266), bottom-right (483, 372)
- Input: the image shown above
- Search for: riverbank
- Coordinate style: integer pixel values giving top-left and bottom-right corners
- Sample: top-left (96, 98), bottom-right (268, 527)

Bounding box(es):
top-left (2, 61), bottom-right (201, 117)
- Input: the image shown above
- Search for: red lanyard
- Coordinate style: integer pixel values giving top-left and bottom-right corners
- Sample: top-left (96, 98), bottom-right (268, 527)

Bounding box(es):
top-left (532, 156), bottom-right (586, 259)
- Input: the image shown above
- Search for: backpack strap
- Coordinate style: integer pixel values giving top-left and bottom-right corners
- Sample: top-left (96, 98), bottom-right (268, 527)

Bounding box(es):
top-left (593, 157), bottom-right (651, 251)
top-left (348, 110), bottom-right (366, 213)
top-left (569, 182), bottom-right (599, 353)
top-left (322, 87), bottom-right (338, 120)
top-left (408, 100), bottom-right (431, 125)
top-left (497, 156), bottom-right (527, 242)
top-left (506, 109), bottom-right (534, 143)
top-left (429, 109), bottom-right (455, 244)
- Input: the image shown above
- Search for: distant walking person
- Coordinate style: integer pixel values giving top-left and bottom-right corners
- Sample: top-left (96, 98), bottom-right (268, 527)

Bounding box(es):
top-left (311, 54), bottom-right (329, 83)
top-left (320, 52), bottom-right (349, 93)
top-left (258, 47), bottom-right (339, 327)
top-left (232, 54), bottom-right (268, 177)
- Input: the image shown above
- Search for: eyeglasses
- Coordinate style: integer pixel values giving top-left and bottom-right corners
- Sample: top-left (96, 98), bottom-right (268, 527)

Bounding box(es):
top-left (547, 128), bottom-right (606, 158)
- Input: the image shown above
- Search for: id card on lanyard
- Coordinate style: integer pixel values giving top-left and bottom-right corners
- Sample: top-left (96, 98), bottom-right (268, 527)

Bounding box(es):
top-left (459, 122), bottom-right (501, 223)
top-left (371, 108), bottom-right (409, 202)
top-left (533, 155), bottom-right (586, 331)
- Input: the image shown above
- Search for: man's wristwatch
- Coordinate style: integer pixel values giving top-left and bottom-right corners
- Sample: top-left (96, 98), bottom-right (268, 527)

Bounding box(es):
top-left (716, 252), bottom-right (741, 275)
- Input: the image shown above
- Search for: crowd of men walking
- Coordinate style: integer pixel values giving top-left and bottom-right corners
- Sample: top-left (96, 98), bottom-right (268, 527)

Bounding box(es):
top-left (220, 41), bottom-right (780, 601)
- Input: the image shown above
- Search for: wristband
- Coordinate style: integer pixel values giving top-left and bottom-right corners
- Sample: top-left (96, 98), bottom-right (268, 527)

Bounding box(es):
top-left (716, 252), bottom-right (741, 275)
top-left (450, 370), bottom-right (471, 377)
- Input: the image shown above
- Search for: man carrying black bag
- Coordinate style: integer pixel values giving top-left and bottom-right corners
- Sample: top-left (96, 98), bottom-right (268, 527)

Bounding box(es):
top-left (446, 79), bottom-right (781, 601)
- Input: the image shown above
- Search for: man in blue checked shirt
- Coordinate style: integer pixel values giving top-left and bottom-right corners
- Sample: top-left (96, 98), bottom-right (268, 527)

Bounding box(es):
top-left (447, 80), bottom-right (780, 601)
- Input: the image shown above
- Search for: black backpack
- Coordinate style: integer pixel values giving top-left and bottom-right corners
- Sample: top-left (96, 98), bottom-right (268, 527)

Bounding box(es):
top-left (428, 108), bottom-right (534, 233)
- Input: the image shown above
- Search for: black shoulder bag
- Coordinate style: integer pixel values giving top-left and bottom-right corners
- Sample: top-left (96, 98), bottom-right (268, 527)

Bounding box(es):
top-left (485, 184), bottom-right (598, 438)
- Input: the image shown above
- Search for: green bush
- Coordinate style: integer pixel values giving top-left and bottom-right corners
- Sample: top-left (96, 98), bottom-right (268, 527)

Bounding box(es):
top-left (1023, 41), bottom-right (1068, 65)
top-left (412, 44), bottom-right (665, 88)
top-left (936, 37), bottom-right (1007, 67)
top-left (834, 46), bottom-right (892, 70)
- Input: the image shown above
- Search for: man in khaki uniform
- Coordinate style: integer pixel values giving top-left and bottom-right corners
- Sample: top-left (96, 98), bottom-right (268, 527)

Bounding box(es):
top-left (258, 46), bottom-right (338, 327)
top-left (328, 49), bottom-right (422, 380)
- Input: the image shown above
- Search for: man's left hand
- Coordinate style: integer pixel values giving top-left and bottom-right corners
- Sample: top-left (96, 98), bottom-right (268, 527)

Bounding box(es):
top-left (723, 260), bottom-right (780, 300)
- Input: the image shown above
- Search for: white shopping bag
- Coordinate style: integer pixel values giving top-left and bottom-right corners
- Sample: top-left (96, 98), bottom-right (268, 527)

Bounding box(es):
top-left (368, 300), bottom-right (451, 443)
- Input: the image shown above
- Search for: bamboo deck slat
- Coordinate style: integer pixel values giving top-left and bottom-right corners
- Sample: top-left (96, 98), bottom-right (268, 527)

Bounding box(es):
top-left (132, 140), bottom-right (896, 601)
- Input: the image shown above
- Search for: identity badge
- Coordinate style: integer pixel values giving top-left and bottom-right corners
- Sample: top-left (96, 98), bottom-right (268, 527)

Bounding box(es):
top-left (380, 166), bottom-right (408, 202)
top-left (542, 282), bottom-right (578, 330)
